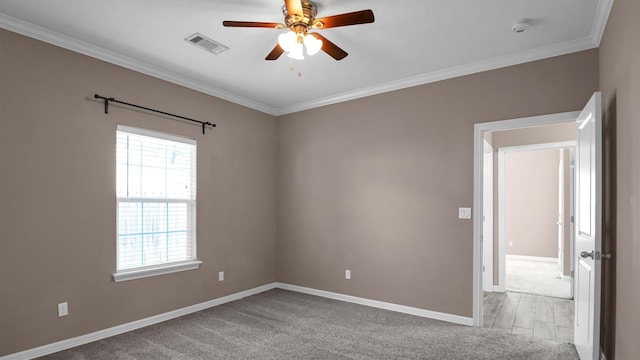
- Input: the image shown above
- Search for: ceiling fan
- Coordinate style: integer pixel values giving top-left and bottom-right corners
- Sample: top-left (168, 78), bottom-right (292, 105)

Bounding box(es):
top-left (223, 0), bottom-right (375, 61)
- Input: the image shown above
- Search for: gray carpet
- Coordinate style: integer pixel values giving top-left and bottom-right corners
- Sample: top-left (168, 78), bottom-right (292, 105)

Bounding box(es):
top-left (38, 289), bottom-right (578, 360)
top-left (506, 259), bottom-right (572, 299)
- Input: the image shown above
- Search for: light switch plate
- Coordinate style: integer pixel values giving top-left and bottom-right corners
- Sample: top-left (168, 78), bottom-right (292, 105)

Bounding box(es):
top-left (218, 271), bottom-right (224, 282)
top-left (458, 207), bottom-right (472, 219)
top-left (58, 302), bottom-right (68, 317)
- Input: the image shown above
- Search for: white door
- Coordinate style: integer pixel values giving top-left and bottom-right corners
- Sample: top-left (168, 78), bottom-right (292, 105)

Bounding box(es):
top-left (574, 92), bottom-right (602, 360)
top-left (482, 140), bottom-right (494, 291)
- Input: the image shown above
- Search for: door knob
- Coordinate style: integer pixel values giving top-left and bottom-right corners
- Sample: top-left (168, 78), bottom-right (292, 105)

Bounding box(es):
top-left (580, 251), bottom-right (594, 259)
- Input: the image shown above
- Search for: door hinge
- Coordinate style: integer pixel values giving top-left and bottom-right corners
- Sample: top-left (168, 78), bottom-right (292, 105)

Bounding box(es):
top-left (483, 265), bottom-right (486, 272)
top-left (571, 215), bottom-right (574, 223)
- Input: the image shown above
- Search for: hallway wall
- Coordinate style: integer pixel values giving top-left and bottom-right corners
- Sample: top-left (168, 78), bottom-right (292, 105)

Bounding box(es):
top-left (504, 149), bottom-right (561, 259)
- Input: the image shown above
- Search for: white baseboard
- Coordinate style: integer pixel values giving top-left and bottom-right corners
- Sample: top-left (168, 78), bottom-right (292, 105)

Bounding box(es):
top-left (2, 282), bottom-right (474, 359)
top-left (276, 282), bottom-right (474, 326)
top-left (506, 255), bottom-right (558, 263)
top-left (493, 285), bottom-right (505, 292)
top-left (0, 283), bottom-right (278, 360)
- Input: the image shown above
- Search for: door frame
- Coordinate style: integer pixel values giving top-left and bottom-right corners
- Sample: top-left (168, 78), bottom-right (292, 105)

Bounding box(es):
top-left (496, 141), bottom-right (576, 293)
top-left (472, 111), bottom-right (580, 326)
top-left (482, 139), bottom-right (494, 292)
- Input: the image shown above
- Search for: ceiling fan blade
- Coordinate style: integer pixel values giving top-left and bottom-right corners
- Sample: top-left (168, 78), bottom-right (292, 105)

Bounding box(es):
top-left (313, 33), bottom-right (348, 60)
top-left (315, 9), bottom-right (374, 29)
top-left (265, 44), bottom-right (285, 60)
top-left (223, 21), bottom-right (283, 28)
top-left (285, 0), bottom-right (303, 16)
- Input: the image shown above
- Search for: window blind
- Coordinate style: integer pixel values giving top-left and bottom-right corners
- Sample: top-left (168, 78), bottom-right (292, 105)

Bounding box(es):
top-left (116, 125), bottom-right (196, 272)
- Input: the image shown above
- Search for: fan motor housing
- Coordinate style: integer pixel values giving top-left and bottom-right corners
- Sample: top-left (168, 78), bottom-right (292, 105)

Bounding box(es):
top-left (283, 0), bottom-right (318, 28)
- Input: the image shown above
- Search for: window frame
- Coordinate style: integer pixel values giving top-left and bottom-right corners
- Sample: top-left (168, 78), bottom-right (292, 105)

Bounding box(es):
top-left (113, 125), bottom-right (201, 282)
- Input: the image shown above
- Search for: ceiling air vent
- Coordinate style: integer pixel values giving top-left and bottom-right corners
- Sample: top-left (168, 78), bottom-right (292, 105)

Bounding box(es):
top-left (185, 33), bottom-right (229, 54)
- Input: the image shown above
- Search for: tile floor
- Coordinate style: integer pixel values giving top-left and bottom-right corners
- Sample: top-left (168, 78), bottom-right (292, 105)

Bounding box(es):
top-left (483, 291), bottom-right (574, 343)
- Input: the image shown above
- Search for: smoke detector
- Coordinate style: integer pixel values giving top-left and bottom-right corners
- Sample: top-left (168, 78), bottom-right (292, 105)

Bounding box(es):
top-left (185, 33), bottom-right (229, 54)
top-left (511, 19), bottom-right (529, 33)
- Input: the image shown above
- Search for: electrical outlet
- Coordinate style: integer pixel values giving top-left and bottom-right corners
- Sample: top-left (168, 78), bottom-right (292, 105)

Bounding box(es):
top-left (218, 271), bottom-right (224, 282)
top-left (345, 270), bottom-right (351, 280)
top-left (58, 302), bottom-right (68, 317)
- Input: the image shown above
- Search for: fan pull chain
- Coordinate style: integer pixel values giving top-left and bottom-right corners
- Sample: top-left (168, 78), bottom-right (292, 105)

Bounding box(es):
top-left (289, 59), bottom-right (303, 77)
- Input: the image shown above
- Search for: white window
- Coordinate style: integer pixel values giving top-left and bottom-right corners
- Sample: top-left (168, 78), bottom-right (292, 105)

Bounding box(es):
top-left (113, 125), bottom-right (200, 282)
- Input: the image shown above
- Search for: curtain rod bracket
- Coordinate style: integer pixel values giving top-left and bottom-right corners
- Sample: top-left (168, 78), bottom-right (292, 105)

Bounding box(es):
top-left (94, 94), bottom-right (216, 134)
top-left (95, 94), bottom-right (114, 114)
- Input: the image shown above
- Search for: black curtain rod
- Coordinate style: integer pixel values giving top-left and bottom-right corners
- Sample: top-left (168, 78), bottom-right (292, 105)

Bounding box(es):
top-left (94, 94), bottom-right (216, 134)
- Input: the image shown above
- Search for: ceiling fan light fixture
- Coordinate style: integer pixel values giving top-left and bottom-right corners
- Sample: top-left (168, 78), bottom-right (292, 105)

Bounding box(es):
top-left (278, 31), bottom-right (298, 52)
top-left (223, 1), bottom-right (375, 61)
top-left (287, 42), bottom-right (305, 60)
top-left (303, 34), bottom-right (322, 56)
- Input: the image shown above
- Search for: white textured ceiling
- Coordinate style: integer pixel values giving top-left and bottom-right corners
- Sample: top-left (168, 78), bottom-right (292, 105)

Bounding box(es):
top-left (0, 0), bottom-right (612, 115)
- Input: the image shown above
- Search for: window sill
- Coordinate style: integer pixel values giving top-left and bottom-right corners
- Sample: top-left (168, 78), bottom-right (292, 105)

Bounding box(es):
top-left (112, 260), bottom-right (202, 282)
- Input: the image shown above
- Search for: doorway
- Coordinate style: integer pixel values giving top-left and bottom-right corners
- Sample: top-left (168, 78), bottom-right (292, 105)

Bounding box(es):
top-left (497, 142), bottom-right (575, 299)
top-left (472, 111), bottom-right (581, 329)
top-left (481, 129), bottom-right (577, 342)
top-left (474, 94), bottom-right (603, 359)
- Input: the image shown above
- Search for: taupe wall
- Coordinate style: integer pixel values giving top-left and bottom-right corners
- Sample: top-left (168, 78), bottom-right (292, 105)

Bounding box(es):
top-left (504, 150), bottom-right (560, 258)
top-left (277, 50), bottom-right (598, 317)
top-left (598, 0), bottom-right (640, 358)
top-left (0, 30), bottom-right (278, 356)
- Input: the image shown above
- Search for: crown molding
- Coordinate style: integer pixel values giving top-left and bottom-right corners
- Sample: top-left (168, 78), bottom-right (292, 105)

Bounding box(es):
top-left (0, 14), bottom-right (279, 116)
top-left (591, 0), bottom-right (614, 46)
top-left (275, 0), bottom-right (613, 115)
top-left (275, 35), bottom-right (599, 115)
top-left (1, 0), bottom-right (613, 117)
